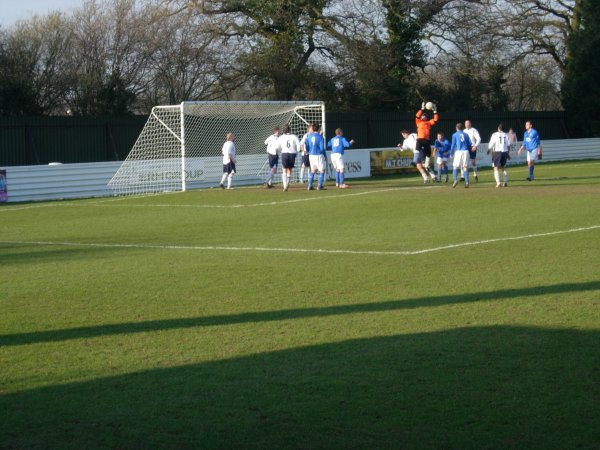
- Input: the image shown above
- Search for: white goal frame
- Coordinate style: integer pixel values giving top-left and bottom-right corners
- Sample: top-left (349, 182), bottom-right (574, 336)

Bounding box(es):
top-left (108, 101), bottom-right (325, 195)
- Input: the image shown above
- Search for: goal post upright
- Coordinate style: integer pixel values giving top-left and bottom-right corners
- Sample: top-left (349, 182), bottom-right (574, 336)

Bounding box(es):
top-left (180, 101), bottom-right (186, 192)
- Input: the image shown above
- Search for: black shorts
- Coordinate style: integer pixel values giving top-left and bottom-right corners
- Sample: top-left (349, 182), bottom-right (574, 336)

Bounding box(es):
top-left (223, 162), bottom-right (236, 174)
top-left (415, 138), bottom-right (431, 164)
top-left (302, 153), bottom-right (310, 167)
top-left (492, 151), bottom-right (508, 168)
top-left (282, 153), bottom-right (297, 169)
top-left (469, 149), bottom-right (477, 159)
top-left (268, 153), bottom-right (278, 169)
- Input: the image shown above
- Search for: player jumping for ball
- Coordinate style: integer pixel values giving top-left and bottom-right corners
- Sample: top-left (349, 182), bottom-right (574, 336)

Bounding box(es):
top-left (415, 101), bottom-right (439, 184)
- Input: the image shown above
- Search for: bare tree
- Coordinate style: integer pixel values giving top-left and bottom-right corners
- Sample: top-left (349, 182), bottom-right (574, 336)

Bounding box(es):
top-left (0, 14), bottom-right (74, 115)
top-left (68, 0), bottom-right (155, 114)
top-left (137, 4), bottom-right (242, 109)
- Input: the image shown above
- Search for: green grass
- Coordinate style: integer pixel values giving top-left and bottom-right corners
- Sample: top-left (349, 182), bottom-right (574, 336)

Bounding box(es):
top-left (1, 161), bottom-right (599, 449)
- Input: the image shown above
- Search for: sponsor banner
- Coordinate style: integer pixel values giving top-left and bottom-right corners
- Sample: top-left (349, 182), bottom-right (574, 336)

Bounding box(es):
top-left (139, 158), bottom-right (205, 182)
top-left (473, 145), bottom-right (493, 167)
top-left (118, 158), bottom-right (206, 185)
top-left (328, 150), bottom-right (371, 179)
top-left (0, 169), bottom-right (7, 202)
top-left (370, 149), bottom-right (417, 175)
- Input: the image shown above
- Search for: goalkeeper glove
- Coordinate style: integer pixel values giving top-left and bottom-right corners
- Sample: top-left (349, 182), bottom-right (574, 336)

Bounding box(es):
top-left (432, 103), bottom-right (437, 113)
top-left (421, 101), bottom-right (425, 110)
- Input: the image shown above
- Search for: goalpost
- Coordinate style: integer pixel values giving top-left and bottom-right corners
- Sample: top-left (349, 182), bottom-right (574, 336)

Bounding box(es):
top-left (108, 101), bottom-right (326, 195)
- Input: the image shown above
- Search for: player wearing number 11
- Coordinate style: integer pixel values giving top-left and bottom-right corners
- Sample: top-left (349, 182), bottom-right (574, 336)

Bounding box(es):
top-left (487, 123), bottom-right (510, 188)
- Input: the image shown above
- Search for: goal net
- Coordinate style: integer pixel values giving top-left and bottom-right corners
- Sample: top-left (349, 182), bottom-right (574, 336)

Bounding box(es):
top-left (108, 101), bottom-right (325, 195)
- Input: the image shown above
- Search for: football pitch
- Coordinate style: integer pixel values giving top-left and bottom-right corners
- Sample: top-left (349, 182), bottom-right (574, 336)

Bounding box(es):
top-left (1, 161), bottom-right (599, 449)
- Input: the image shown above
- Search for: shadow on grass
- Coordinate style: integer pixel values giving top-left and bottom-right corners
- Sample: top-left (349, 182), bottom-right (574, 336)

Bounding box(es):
top-left (0, 244), bottom-right (121, 265)
top-left (1, 281), bottom-right (599, 347)
top-left (1, 326), bottom-right (598, 449)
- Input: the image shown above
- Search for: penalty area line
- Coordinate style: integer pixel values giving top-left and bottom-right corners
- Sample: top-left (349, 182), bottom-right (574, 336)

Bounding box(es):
top-left (1, 225), bottom-right (598, 256)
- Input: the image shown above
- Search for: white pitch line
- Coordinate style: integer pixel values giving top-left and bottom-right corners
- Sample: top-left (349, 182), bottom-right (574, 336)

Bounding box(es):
top-left (0, 202), bottom-right (69, 212)
top-left (0, 186), bottom-right (437, 212)
top-left (120, 186), bottom-right (437, 209)
top-left (1, 225), bottom-right (598, 256)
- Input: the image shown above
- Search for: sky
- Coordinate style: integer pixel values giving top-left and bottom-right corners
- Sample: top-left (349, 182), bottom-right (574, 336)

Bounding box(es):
top-left (0, 0), bottom-right (84, 27)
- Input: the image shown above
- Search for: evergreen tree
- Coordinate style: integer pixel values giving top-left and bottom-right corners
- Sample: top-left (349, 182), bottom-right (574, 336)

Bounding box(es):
top-left (562, 0), bottom-right (600, 137)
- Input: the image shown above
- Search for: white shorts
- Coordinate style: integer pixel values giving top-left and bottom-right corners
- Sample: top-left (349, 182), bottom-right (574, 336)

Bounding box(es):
top-left (526, 149), bottom-right (538, 162)
top-left (331, 153), bottom-right (345, 171)
top-left (436, 156), bottom-right (448, 165)
top-left (453, 150), bottom-right (469, 169)
top-left (309, 154), bottom-right (326, 172)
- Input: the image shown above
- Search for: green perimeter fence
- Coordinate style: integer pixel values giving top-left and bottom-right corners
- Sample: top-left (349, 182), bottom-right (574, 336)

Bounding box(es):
top-left (1, 111), bottom-right (569, 167)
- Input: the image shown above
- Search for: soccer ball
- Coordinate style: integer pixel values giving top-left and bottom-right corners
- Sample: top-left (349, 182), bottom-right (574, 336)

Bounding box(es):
top-left (425, 101), bottom-right (433, 110)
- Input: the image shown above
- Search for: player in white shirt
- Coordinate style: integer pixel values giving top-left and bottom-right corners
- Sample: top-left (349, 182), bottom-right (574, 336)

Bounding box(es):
top-left (398, 130), bottom-right (418, 166)
top-left (299, 125), bottom-right (311, 183)
top-left (264, 126), bottom-right (281, 188)
top-left (487, 123), bottom-right (510, 188)
top-left (464, 120), bottom-right (481, 182)
top-left (219, 132), bottom-right (236, 189)
top-left (277, 124), bottom-right (300, 191)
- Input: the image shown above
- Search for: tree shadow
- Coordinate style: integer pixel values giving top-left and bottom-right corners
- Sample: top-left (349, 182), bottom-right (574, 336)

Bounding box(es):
top-left (0, 244), bottom-right (121, 265)
top-left (1, 280), bottom-right (599, 347)
top-left (1, 326), bottom-right (598, 449)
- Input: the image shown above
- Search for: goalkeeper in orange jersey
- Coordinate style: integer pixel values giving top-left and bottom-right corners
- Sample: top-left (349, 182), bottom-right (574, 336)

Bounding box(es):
top-left (415, 101), bottom-right (439, 184)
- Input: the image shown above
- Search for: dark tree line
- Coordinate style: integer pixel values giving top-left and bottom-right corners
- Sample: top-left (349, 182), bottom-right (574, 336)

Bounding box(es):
top-left (0, 0), bottom-right (597, 135)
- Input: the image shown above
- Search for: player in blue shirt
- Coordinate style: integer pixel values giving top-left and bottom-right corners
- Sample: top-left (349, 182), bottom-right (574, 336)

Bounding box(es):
top-left (450, 123), bottom-right (473, 188)
top-left (518, 120), bottom-right (542, 181)
top-left (304, 123), bottom-right (327, 190)
top-left (434, 132), bottom-right (451, 183)
top-left (327, 128), bottom-right (355, 188)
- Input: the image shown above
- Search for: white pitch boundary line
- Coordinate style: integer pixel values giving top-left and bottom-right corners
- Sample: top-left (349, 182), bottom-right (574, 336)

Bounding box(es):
top-left (1, 225), bottom-right (598, 256)
top-left (110, 186), bottom-right (438, 209)
top-left (0, 192), bottom-right (169, 212)
top-left (0, 186), bottom-right (436, 212)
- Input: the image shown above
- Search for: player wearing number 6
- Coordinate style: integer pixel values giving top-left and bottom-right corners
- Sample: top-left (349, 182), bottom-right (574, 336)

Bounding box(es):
top-left (487, 123), bottom-right (510, 188)
top-left (278, 124), bottom-right (300, 192)
top-left (327, 128), bottom-right (355, 189)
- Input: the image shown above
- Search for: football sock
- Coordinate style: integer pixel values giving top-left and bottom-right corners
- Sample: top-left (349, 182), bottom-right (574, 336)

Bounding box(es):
top-left (503, 170), bottom-right (508, 183)
top-left (339, 172), bottom-right (345, 185)
top-left (494, 170), bottom-right (500, 184)
top-left (464, 169), bottom-right (469, 184)
top-left (453, 168), bottom-right (458, 182)
top-left (437, 167), bottom-right (441, 180)
top-left (220, 173), bottom-right (228, 185)
top-left (308, 173), bottom-right (315, 187)
top-left (227, 173), bottom-right (233, 189)
top-left (529, 166), bottom-right (534, 178)
top-left (318, 173), bottom-right (325, 188)
top-left (300, 167), bottom-right (305, 182)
